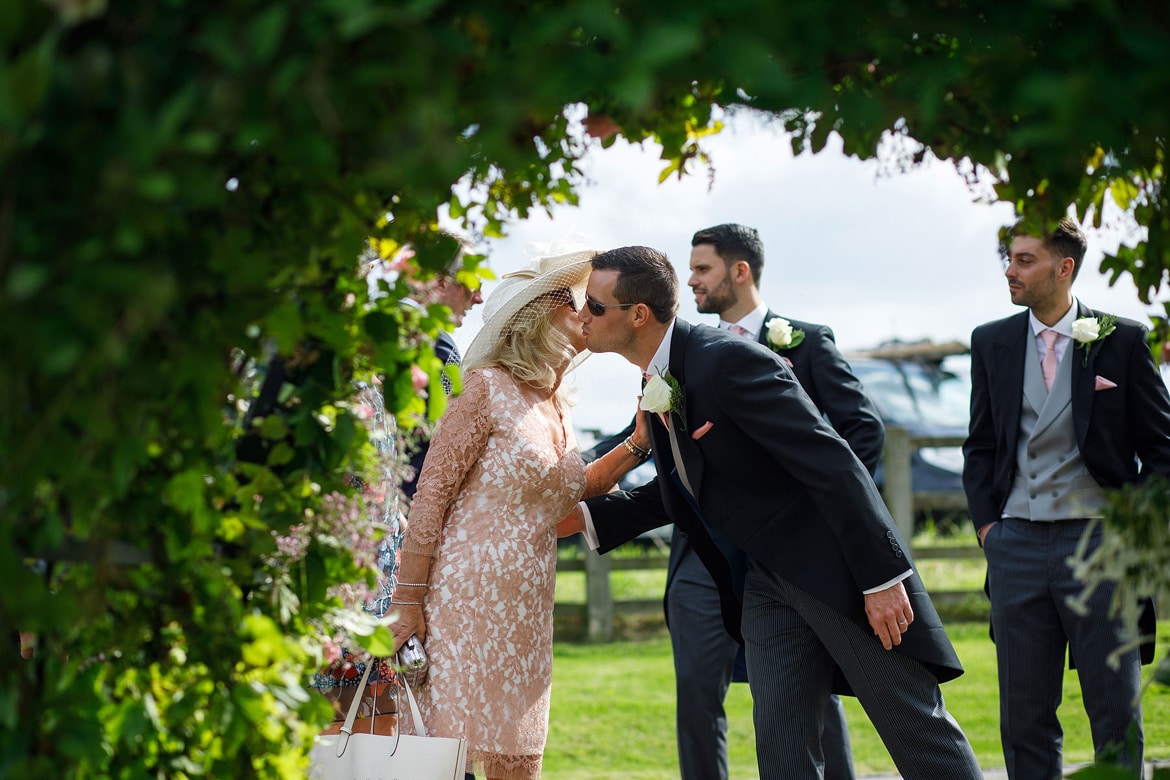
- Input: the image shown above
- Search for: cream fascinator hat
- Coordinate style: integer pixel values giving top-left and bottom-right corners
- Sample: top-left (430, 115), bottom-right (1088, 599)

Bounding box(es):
top-left (461, 249), bottom-right (598, 372)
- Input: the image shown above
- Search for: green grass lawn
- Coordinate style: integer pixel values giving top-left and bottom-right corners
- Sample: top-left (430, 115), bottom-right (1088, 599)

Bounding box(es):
top-left (548, 541), bottom-right (1169, 778)
top-left (545, 623), bottom-right (1170, 779)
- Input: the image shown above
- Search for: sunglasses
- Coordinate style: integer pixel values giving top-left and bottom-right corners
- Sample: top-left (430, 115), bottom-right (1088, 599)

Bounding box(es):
top-left (585, 295), bottom-right (635, 317)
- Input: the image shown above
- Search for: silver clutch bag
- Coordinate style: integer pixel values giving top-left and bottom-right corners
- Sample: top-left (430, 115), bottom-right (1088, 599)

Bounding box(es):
top-left (397, 634), bottom-right (429, 687)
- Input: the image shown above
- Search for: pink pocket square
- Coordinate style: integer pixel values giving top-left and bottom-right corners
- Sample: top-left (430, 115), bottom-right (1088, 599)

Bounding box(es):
top-left (1094, 375), bottom-right (1117, 391)
top-left (691, 421), bottom-right (714, 440)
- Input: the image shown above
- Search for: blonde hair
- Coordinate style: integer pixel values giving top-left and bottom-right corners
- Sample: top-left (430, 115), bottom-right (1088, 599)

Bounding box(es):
top-left (469, 292), bottom-right (577, 399)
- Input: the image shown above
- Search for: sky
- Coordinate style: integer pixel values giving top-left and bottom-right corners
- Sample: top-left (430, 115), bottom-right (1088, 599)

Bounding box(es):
top-left (446, 109), bottom-right (1159, 437)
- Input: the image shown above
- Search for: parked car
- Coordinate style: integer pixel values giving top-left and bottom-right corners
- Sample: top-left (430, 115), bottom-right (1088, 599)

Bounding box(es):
top-left (845, 340), bottom-right (971, 529)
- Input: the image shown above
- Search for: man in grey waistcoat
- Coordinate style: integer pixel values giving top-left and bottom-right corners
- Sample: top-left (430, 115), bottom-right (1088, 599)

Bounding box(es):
top-left (963, 216), bottom-right (1170, 778)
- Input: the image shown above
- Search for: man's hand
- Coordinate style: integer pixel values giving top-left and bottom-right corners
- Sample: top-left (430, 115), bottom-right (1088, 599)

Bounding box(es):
top-left (977, 521), bottom-right (997, 546)
top-left (865, 581), bottom-right (914, 650)
top-left (557, 504), bottom-right (585, 538)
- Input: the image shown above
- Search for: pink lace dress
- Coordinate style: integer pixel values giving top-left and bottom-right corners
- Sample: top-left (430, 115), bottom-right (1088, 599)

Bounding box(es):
top-left (402, 366), bottom-right (586, 780)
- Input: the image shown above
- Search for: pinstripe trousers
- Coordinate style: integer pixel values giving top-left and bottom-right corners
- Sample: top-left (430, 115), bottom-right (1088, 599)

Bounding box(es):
top-left (741, 562), bottom-right (982, 780)
top-left (668, 547), bottom-right (857, 780)
top-left (985, 518), bottom-right (1144, 779)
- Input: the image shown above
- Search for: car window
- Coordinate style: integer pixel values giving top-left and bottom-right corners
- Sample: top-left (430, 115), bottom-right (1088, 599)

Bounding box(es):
top-left (851, 358), bottom-right (970, 428)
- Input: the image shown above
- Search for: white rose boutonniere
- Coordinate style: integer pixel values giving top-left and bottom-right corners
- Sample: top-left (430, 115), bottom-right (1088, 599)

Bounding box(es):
top-left (765, 317), bottom-right (805, 351)
top-left (640, 375), bottom-right (673, 413)
top-left (1071, 314), bottom-right (1117, 366)
top-left (639, 372), bottom-right (685, 428)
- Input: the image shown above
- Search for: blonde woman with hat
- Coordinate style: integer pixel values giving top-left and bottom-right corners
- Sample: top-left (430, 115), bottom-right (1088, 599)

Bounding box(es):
top-left (389, 250), bottom-right (651, 780)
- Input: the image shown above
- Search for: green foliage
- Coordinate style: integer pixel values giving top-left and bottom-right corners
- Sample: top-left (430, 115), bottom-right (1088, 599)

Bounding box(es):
top-left (1067, 479), bottom-right (1170, 663)
top-left (4, 0), bottom-right (1170, 775)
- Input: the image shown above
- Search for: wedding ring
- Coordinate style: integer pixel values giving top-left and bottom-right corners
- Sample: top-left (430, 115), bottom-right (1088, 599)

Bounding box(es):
top-left (897, 620), bottom-right (908, 626)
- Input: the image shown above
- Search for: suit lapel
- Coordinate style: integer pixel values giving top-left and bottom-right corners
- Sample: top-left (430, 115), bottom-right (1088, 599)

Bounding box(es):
top-left (754, 310), bottom-right (776, 348)
top-left (995, 313), bottom-right (1030, 448)
top-left (1071, 300), bottom-right (1097, 449)
top-left (666, 320), bottom-right (705, 499)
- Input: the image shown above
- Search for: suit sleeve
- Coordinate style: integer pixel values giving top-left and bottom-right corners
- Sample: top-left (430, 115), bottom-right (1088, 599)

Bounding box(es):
top-left (584, 477), bottom-right (672, 553)
top-left (803, 325), bottom-right (886, 475)
top-left (961, 328), bottom-right (1000, 535)
top-left (1123, 324), bottom-right (1170, 479)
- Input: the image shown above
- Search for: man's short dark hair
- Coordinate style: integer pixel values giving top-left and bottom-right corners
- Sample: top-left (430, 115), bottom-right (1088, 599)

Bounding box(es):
top-left (1007, 216), bottom-right (1088, 281)
top-left (590, 246), bottom-right (678, 323)
top-left (691, 223), bottom-right (765, 286)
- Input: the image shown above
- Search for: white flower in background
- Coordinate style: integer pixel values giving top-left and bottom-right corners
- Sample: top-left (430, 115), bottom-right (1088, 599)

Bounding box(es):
top-left (1071, 317), bottom-right (1100, 343)
top-left (765, 317), bottom-right (805, 350)
top-left (1071, 314), bottom-right (1118, 366)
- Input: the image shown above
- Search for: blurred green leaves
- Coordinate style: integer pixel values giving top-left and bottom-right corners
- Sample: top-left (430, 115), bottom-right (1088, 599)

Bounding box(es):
top-left (5, 0), bottom-right (1170, 776)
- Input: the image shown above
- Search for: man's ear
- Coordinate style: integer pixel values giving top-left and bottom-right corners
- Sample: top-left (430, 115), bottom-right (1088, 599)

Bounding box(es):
top-left (632, 303), bottom-right (654, 327)
top-left (732, 260), bottom-right (752, 284)
top-left (1056, 256), bottom-right (1076, 281)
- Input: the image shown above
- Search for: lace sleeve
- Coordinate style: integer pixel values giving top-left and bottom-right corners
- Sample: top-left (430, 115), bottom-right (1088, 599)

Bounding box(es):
top-left (582, 441), bottom-right (644, 498)
top-left (401, 368), bottom-right (493, 557)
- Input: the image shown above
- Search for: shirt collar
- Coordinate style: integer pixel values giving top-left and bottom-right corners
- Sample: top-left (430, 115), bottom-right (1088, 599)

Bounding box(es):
top-left (1029, 298), bottom-right (1079, 339)
top-left (646, 319), bottom-right (676, 378)
top-left (720, 303), bottom-right (768, 336)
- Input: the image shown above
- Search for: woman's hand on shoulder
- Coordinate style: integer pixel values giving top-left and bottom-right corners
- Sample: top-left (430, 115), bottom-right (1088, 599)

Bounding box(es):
top-left (630, 403), bottom-right (651, 452)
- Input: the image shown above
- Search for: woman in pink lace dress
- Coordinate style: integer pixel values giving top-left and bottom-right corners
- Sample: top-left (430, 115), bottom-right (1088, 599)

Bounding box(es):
top-left (390, 250), bottom-right (651, 780)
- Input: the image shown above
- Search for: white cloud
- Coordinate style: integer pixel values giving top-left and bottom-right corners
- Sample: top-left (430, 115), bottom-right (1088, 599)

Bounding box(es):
top-left (452, 111), bottom-right (1159, 435)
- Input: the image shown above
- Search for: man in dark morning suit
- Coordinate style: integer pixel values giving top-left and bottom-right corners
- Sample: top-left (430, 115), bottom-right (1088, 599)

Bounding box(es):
top-left (962, 217), bottom-right (1170, 778)
top-left (562, 246), bottom-right (981, 780)
top-left (666, 222), bottom-right (884, 780)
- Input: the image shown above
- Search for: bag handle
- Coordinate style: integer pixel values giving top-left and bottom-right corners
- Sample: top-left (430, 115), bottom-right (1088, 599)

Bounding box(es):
top-left (332, 658), bottom-right (432, 758)
top-left (399, 675), bottom-right (428, 738)
top-left (334, 661), bottom-right (376, 757)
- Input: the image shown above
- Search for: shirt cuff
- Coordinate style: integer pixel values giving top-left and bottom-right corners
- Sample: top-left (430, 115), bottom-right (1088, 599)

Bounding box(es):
top-left (580, 502), bottom-right (600, 550)
top-left (862, 568), bottom-right (913, 595)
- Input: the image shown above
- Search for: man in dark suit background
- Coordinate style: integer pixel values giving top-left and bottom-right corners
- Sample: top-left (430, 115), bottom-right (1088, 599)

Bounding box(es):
top-left (962, 217), bottom-right (1170, 778)
top-left (564, 245), bottom-right (981, 780)
top-left (666, 222), bottom-right (884, 780)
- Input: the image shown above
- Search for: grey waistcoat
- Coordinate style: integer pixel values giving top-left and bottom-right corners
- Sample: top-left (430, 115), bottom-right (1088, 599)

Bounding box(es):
top-left (1002, 338), bottom-right (1106, 521)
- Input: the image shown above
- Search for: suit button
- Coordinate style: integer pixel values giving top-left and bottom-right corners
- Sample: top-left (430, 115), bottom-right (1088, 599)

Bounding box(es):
top-left (886, 530), bottom-right (895, 539)
top-left (1030, 493), bottom-right (1037, 499)
top-left (1052, 491), bottom-right (1059, 497)
top-left (1030, 473), bottom-right (1037, 479)
top-left (895, 551), bottom-right (903, 558)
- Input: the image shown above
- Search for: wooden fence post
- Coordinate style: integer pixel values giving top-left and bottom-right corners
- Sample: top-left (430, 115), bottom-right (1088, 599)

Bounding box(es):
top-left (583, 546), bottom-right (614, 642)
top-left (882, 424), bottom-right (915, 541)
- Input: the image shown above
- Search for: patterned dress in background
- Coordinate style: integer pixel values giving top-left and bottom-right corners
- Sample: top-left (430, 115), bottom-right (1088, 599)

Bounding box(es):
top-left (401, 366), bottom-right (586, 780)
top-left (310, 379), bottom-right (403, 721)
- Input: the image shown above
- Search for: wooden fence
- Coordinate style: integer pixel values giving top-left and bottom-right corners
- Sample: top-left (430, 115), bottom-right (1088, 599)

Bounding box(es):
top-left (557, 426), bottom-right (980, 642)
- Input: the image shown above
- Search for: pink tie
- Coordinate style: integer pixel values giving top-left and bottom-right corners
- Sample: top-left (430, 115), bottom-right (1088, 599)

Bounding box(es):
top-left (1040, 329), bottom-right (1059, 391)
top-left (728, 324), bottom-right (751, 338)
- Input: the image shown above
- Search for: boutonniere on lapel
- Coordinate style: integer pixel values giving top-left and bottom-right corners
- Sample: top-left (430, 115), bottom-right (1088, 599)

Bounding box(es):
top-left (640, 372), bottom-right (685, 430)
top-left (764, 317), bottom-right (805, 352)
top-left (1071, 314), bottom-right (1117, 367)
